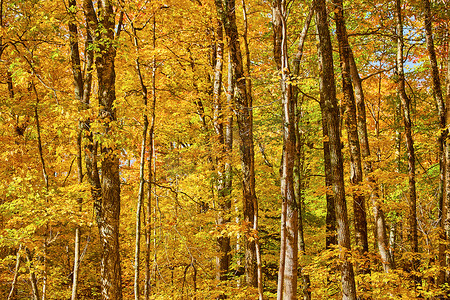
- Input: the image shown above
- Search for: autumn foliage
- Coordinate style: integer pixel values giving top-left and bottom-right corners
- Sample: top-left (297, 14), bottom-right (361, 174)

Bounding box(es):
top-left (0, 0), bottom-right (449, 299)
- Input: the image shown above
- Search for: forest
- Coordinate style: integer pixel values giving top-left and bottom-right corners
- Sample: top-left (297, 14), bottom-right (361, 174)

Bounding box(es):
top-left (0, 0), bottom-right (449, 299)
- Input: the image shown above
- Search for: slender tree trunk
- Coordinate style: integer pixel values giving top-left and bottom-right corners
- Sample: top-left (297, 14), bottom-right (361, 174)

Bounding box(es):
top-left (83, 1), bottom-right (123, 298)
top-left (315, 0), bottom-right (357, 298)
top-left (7, 244), bottom-right (22, 300)
top-left (292, 7), bottom-right (313, 300)
top-left (395, 0), bottom-right (418, 260)
top-left (241, 1), bottom-right (263, 296)
top-left (348, 48), bottom-right (392, 272)
top-left (33, 85), bottom-right (49, 300)
top-left (212, 19), bottom-right (232, 283)
top-left (445, 32), bottom-right (450, 285)
top-left (145, 16), bottom-right (157, 300)
top-left (26, 248), bottom-right (40, 300)
top-left (68, 1), bottom-right (91, 297)
top-left (423, 0), bottom-right (446, 285)
top-left (214, 0), bottom-right (259, 289)
top-left (273, 1), bottom-right (298, 299)
top-left (129, 19), bottom-right (150, 299)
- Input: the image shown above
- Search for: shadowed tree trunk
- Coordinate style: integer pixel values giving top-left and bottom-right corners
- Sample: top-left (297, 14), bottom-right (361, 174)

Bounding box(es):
top-left (395, 0), bottom-right (418, 264)
top-left (68, 0), bottom-right (94, 298)
top-left (331, 0), bottom-right (368, 258)
top-left (315, 0), bottom-right (357, 298)
top-left (214, 0), bottom-right (260, 292)
top-left (348, 47), bottom-right (392, 271)
top-left (445, 29), bottom-right (450, 286)
top-left (144, 14), bottom-right (157, 300)
top-left (212, 19), bottom-right (232, 283)
top-left (83, 0), bottom-right (123, 298)
top-left (127, 14), bottom-right (150, 300)
top-left (315, 22), bottom-right (337, 251)
top-left (423, 0), bottom-right (446, 285)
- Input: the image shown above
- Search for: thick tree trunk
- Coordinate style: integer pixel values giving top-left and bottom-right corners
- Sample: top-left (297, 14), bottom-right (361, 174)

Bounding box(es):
top-left (273, 1), bottom-right (298, 299)
top-left (315, 0), bottom-right (357, 298)
top-left (395, 0), bottom-right (418, 259)
top-left (315, 22), bottom-right (337, 251)
top-left (83, 1), bottom-right (122, 299)
top-left (423, 0), bottom-right (446, 285)
top-left (332, 0), bottom-right (368, 257)
top-left (214, 0), bottom-right (259, 289)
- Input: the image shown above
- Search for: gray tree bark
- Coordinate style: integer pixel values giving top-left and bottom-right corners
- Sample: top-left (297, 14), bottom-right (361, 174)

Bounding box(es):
top-left (272, 1), bottom-right (298, 299)
top-left (315, 0), bottom-right (357, 298)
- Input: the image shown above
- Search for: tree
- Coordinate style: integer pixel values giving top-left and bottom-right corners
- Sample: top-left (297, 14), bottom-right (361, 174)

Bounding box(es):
top-left (83, 0), bottom-right (123, 298)
top-left (315, 0), bottom-right (357, 298)
top-left (331, 0), bottom-right (368, 258)
top-left (423, 0), bottom-right (446, 285)
top-left (272, 0), bottom-right (298, 298)
top-left (395, 0), bottom-right (418, 261)
top-left (214, 0), bottom-right (261, 292)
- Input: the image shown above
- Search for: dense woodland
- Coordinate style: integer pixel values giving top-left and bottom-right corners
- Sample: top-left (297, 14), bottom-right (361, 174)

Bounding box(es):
top-left (0, 0), bottom-right (449, 299)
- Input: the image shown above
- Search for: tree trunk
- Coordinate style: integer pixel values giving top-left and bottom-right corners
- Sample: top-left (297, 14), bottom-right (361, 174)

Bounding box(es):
top-left (7, 244), bottom-right (22, 300)
top-left (144, 15), bottom-right (157, 300)
top-left (348, 48), bottom-right (393, 272)
top-left (212, 19), bottom-right (233, 284)
top-left (83, 1), bottom-right (123, 298)
top-left (26, 248), bottom-right (40, 300)
top-left (214, 0), bottom-right (259, 289)
top-left (395, 0), bottom-right (418, 259)
top-left (315, 0), bottom-right (357, 298)
top-left (68, 1), bottom-right (92, 297)
top-left (129, 17), bottom-right (150, 300)
top-left (314, 23), bottom-right (337, 251)
top-left (423, 0), bottom-right (446, 285)
top-left (292, 7), bottom-right (313, 300)
top-left (445, 31), bottom-right (450, 285)
top-left (273, 1), bottom-right (298, 299)
top-left (332, 0), bottom-right (368, 257)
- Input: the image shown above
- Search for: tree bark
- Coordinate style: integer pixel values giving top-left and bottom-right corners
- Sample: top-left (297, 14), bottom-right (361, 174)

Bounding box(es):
top-left (292, 7), bottom-right (313, 300)
top-left (214, 0), bottom-right (259, 289)
top-left (332, 0), bottom-right (368, 257)
top-left (7, 244), bottom-right (22, 300)
top-left (445, 30), bottom-right (450, 286)
top-left (314, 22), bottom-right (337, 251)
top-left (212, 19), bottom-right (232, 283)
top-left (395, 0), bottom-right (418, 259)
top-left (128, 17), bottom-right (150, 300)
top-left (26, 248), bottom-right (40, 300)
top-left (348, 47), bottom-right (392, 272)
top-left (273, 1), bottom-right (298, 299)
top-left (315, 0), bottom-right (357, 298)
top-left (144, 15), bottom-right (157, 300)
top-left (83, 0), bottom-right (122, 298)
top-left (242, 1), bottom-right (263, 296)
top-left (423, 0), bottom-right (446, 285)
